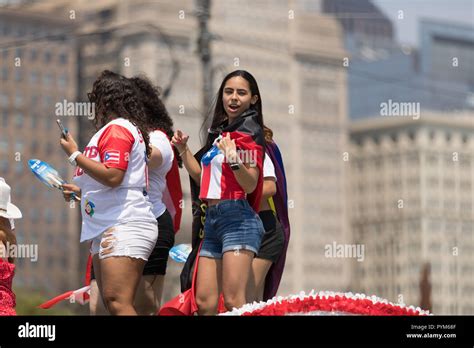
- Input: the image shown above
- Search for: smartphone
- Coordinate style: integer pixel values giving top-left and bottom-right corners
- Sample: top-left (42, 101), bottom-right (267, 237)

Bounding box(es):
top-left (56, 119), bottom-right (68, 139)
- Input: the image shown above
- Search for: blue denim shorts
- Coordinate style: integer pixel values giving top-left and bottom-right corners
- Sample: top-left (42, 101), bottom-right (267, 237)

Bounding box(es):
top-left (199, 199), bottom-right (265, 259)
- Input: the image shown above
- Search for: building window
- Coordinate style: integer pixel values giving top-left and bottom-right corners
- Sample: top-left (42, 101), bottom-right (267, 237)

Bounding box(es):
top-left (14, 92), bottom-right (23, 107)
top-left (47, 255), bottom-right (54, 268)
top-left (30, 49), bottom-right (38, 61)
top-left (59, 53), bottom-right (68, 64)
top-left (15, 162), bottom-right (23, 174)
top-left (0, 92), bottom-right (8, 106)
top-left (43, 74), bottom-right (52, 87)
top-left (31, 115), bottom-right (38, 128)
top-left (43, 96), bottom-right (52, 109)
top-left (1, 111), bottom-right (7, 127)
top-left (30, 71), bottom-right (39, 84)
top-left (30, 207), bottom-right (39, 222)
top-left (14, 141), bottom-right (23, 153)
top-left (0, 160), bottom-right (8, 173)
top-left (1, 67), bottom-right (7, 81)
top-left (14, 69), bottom-right (22, 82)
top-left (45, 142), bottom-right (54, 155)
top-left (0, 140), bottom-right (7, 152)
top-left (30, 140), bottom-right (38, 153)
top-left (58, 74), bottom-right (68, 88)
top-left (15, 113), bottom-right (23, 127)
top-left (45, 209), bottom-right (53, 224)
top-left (15, 185), bottom-right (25, 197)
top-left (44, 52), bottom-right (52, 63)
top-left (61, 211), bottom-right (68, 225)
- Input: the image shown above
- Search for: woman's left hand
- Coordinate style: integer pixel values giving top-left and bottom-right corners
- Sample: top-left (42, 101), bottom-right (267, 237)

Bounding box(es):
top-left (60, 133), bottom-right (79, 157)
top-left (217, 133), bottom-right (238, 163)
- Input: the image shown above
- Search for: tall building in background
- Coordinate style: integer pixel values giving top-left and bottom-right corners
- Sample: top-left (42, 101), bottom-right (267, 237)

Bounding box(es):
top-left (349, 112), bottom-right (474, 314)
top-left (419, 19), bottom-right (474, 85)
top-left (321, 0), bottom-right (393, 50)
top-left (0, 8), bottom-right (80, 295)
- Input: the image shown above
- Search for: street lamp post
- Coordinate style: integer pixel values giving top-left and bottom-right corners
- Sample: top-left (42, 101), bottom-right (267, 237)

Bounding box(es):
top-left (195, 0), bottom-right (213, 141)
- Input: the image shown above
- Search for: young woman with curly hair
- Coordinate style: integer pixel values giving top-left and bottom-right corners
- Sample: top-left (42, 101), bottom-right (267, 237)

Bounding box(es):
top-left (86, 75), bottom-right (183, 315)
top-left (127, 75), bottom-right (183, 315)
top-left (59, 70), bottom-right (158, 315)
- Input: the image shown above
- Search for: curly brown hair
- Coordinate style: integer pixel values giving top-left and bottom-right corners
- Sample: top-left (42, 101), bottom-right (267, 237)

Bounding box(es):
top-left (88, 70), bottom-right (151, 157)
top-left (128, 75), bottom-right (182, 167)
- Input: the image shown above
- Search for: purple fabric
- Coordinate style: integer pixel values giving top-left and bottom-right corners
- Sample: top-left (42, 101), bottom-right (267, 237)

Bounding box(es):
top-left (263, 142), bottom-right (291, 301)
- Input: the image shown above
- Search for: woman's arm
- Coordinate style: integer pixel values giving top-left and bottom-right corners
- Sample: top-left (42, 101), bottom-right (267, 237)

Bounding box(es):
top-left (60, 133), bottom-right (126, 188)
top-left (231, 163), bottom-right (260, 194)
top-left (75, 155), bottom-right (125, 188)
top-left (172, 130), bottom-right (201, 185)
top-left (148, 145), bottom-right (163, 170)
top-left (261, 178), bottom-right (277, 201)
top-left (217, 133), bottom-right (260, 194)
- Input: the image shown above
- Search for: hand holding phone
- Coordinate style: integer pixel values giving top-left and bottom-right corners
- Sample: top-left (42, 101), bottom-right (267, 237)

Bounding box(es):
top-left (56, 119), bottom-right (68, 139)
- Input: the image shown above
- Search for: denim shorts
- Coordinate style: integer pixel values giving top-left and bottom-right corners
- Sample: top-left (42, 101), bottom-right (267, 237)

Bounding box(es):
top-left (90, 220), bottom-right (158, 261)
top-left (200, 199), bottom-right (265, 259)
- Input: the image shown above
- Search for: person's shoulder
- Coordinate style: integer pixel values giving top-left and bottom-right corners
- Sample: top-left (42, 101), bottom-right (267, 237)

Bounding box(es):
top-left (150, 129), bottom-right (169, 141)
top-left (107, 117), bottom-right (135, 129)
top-left (101, 119), bottom-right (137, 138)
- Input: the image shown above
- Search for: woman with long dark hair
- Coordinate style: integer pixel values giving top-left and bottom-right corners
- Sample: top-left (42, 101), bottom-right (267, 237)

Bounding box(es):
top-left (128, 75), bottom-right (182, 315)
top-left (171, 70), bottom-right (265, 314)
top-left (60, 70), bottom-right (158, 315)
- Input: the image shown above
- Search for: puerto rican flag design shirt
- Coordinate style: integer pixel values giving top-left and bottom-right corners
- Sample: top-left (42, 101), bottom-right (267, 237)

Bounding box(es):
top-left (199, 135), bottom-right (247, 201)
top-left (73, 118), bottom-right (155, 242)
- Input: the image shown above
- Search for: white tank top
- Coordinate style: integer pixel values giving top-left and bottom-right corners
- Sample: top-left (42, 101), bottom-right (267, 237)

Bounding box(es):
top-left (148, 130), bottom-right (174, 218)
top-left (73, 118), bottom-right (155, 242)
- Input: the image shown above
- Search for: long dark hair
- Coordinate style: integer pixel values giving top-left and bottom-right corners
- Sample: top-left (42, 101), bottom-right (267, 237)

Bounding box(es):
top-left (203, 70), bottom-right (264, 147)
top-left (129, 75), bottom-right (182, 167)
top-left (88, 70), bottom-right (151, 157)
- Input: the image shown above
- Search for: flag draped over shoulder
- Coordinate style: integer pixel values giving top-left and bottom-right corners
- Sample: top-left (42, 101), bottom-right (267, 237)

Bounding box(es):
top-left (263, 141), bottom-right (290, 301)
top-left (163, 155), bottom-right (183, 232)
top-left (171, 108), bottom-right (265, 310)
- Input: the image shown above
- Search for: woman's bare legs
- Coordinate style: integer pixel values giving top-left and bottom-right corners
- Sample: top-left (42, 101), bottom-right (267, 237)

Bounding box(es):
top-left (98, 256), bottom-right (145, 315)
top-left (222, 250), bottom-right (254, 311)
top-left (195, 257), bottom-right (222, 315)
top-left (89, 279), bottom-right (108, 315)
top-left (247, 258), bottom-right (272, 303)
top-left (134, 275), bottom-right (165, 315)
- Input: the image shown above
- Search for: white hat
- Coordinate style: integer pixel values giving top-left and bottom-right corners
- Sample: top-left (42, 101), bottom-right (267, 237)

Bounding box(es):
top-left (0, 178), bottom-right (22, 220)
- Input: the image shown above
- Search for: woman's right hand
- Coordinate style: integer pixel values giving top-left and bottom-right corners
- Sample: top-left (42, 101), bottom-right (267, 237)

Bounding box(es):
top-left (171, 130), bottom-right (189, 153)
top-left (61, 183), bottom-right (81, 202)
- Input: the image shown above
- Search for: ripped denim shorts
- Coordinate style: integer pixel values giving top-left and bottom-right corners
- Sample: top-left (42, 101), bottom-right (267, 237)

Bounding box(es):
top-left (90, 221), bottom-right (158, 261)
